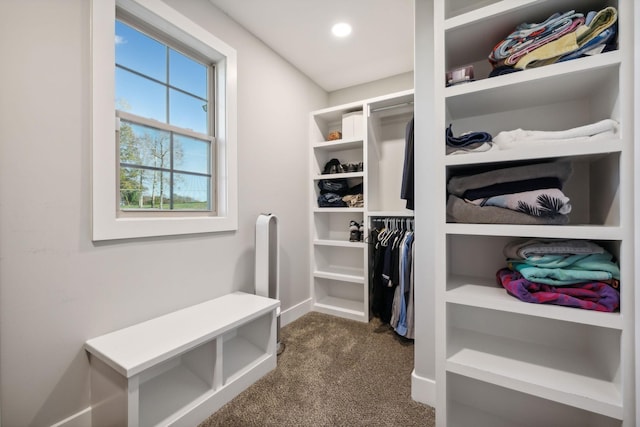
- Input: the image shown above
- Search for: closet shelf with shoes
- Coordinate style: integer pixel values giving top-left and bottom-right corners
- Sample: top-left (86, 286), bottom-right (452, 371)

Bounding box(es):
top-left (309, 90), bottom-right (414, 322)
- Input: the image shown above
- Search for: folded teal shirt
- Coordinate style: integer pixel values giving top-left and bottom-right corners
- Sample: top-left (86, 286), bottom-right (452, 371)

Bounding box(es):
top-left (508, 252), bottom-right (620, 286)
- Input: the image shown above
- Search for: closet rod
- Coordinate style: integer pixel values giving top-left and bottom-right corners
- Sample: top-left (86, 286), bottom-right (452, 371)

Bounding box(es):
top-left (368, 101), bottom-right (414, 114)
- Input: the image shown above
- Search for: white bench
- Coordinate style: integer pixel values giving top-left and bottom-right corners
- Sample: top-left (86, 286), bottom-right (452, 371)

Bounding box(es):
top-left (85, 292), bottom-right (280, 427)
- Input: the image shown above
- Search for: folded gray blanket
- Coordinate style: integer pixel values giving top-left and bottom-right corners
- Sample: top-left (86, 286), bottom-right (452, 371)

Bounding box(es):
top-left (447, 161), bottom-right (572, 197)
top-left (447, 195), bottom-right (569, 225)
top-left (503, 238), bottom-right (605, 260)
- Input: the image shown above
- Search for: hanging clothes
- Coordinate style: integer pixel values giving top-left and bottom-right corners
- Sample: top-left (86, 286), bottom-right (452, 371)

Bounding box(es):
top-left (401, 117), bottom-right (415, 210)
top-left (370, 218), bottom-right (415, 338)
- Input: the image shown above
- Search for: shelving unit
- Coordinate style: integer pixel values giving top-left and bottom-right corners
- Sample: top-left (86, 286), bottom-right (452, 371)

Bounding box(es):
top-left (309, 90), bottom-right (414, 322)
top-left (421, 0), bottom-right (635, 425)
top-left (85, 292), bottom-right (279, 427)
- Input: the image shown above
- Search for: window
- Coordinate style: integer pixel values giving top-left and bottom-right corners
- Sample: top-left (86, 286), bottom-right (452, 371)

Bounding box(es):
top-left (91, 0), bottom-right (237, 240)
top-left (115, 19), bottom-right (214, 212)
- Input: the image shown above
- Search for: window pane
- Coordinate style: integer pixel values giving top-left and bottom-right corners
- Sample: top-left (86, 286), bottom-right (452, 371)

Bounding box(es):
top-left (173, 134), bottom-right (210, 175)
top-left (169, 49), bottom-right (207, 98)
top-left (119, 166), bottom-right (145, 209)
top-left (115, 20), bottom-right (166, 82)
top-left (173, 173), bottom-right (210, 210)
top-left (169, 89), bottom-right (208, 134)
top-left (120, 121), bottom-right (171, 170)
top-left (116, 68), bottom-right (167, 123)
top-left (120, 168), bottom-right (170, 210)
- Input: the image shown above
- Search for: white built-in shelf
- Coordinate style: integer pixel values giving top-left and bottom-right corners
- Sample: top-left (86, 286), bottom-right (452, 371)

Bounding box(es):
top-left (445, 223), bottom-right (624, 240)
top-left (310, 90), bottom-right (414, 324)
top-left (314, 296), bottom-right (365, 318)
top-left (139, 363), bottom-right (211, 427)
top-left (314, 207), bottom-right (365, 213)
top-left (222, 336), bottom-right (270, 384)
top-left (444, 138), bottom-right (622, 167)
top-left (314, 239), bottom-right (365, 249)
top-left (426, 0), bottom-right (634, 424)
top-left (313, 266), bottom-right (365, 284)
top-left (368, 210), bottom-right (414, 218)
top-left (313, 172), bottom-right (364, 180)
top-left (444, 51), bottom-right (621, 119)
top-left (446, 275), bottom-right (623, 330)
top-left (447, 327), bottom-right (623, 419)
top-left (312, 138), bottom-right (363, 152)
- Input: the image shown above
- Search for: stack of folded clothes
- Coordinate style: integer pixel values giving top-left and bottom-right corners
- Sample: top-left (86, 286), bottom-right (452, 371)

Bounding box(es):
top-left (496, 238), bottom-right (620, 312)
top-left (317, 179), bottom-right (364, 208)
top-left (493, 118), bottom-right (619, 151)
top-left (447, 161), bottom-right (572, 224)
top-left (489, 6), bottom-right (617, 76)
top-left (445, 124), bottom-right (493, 155)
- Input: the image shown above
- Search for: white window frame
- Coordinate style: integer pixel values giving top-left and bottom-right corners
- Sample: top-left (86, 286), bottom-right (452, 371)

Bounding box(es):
top-left (91, 0), bottom-right (237, 240)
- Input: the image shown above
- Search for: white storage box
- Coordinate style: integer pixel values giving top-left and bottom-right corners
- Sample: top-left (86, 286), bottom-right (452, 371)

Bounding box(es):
top-left (341, 111), bottom-right (363, 139)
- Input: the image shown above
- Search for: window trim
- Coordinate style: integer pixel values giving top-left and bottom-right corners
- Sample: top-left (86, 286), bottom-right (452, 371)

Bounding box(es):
top-left (91, 0), bottom-right (237, 240)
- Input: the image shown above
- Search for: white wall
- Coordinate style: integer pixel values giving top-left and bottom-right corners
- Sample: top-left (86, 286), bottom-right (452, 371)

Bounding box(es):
top-left (328, 71), bottom-right (414, 106)
top-left (0, 0), bottom-right (326, 425)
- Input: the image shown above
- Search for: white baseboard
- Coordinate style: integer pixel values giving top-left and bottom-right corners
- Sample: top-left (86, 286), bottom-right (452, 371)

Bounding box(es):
top-left (280, 297), bottom-right (312, 327)
top-left (411, 369), bottom-right (436, 408)
top-left (50, 407), bottom-right (91, 427)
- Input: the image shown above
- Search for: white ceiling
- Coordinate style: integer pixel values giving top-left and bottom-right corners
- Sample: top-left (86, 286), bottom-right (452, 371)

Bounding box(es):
top-left (208, 0), bottom-right (414, 92)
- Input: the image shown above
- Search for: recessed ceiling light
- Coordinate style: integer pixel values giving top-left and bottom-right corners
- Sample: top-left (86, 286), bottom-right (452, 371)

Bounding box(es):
top-left (332, 23), bottom-right (352, 37)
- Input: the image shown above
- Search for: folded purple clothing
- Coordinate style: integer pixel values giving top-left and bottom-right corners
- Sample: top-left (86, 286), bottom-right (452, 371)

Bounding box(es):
top-left (496, 268), bottom-right (619, 312)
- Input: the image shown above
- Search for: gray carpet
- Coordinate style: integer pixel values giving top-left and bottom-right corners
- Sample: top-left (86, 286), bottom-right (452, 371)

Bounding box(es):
top-left (199, 311), bottom-right (436, 427)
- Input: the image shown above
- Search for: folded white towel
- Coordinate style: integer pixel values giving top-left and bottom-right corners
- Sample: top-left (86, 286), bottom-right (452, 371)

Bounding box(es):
top-left (494, 119), bottom-right (618, 150)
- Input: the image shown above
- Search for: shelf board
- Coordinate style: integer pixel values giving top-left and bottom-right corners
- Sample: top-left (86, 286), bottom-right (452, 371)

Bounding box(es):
top-left (84, 292), bottom-right (279, 378)
top-left (314, 239), bottom-right (365, 249)
top-left (447, 328), bottom-right (623, 419)
top-left (313, 172), bottom-right (364, 180)
top-left (223, 336), bottom-right (269, 385)
top-left (444, 138), bottom-right (621, 167)
top-left (444, 51), bottom-right (621, 120)
top-left (368, 210), bottom-right (415, 218)
top-left (139, 363), bottom-right (211, 427)
top-left (446, 276), bottom-right (623, 330)
top-left (444, 223), bottom-right (624, 240)
top-left (314, 207), bottom-right (365, 213)
top-left (312, 138), bottom-right (363, 152)
top-left (313, 296), bottom-right (366, 320)
top-left (313, 266), bottom-right (365, 283)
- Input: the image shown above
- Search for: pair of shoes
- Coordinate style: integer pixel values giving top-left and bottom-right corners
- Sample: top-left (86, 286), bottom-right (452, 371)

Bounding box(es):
top-left (323, 158), bottom-right (345, 175)
top-left (349, 221), bottom-right (365, 242)
top-left (340, 162), bottom-right (364, 173)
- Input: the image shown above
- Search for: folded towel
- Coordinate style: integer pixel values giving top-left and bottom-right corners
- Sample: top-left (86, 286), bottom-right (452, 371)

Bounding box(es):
top-left (575, 6), bottom-right (617, 47)
top-left (508, 252), bottom-right (620, 286)
top-left (496, 268), bottom-right (619, 312)
top-left (467, 188), bottom-right (571, 217)
top-left (447, 195), bottom-right (569, 225)
top-left (490, 10), bottom-right (579, 63)
top-left (493, 119), bottom-right (618, 150)
top-left (463, 177), bottom-right (562, 200)
top-left (447, 161), bottom-right (572, 197)
top-left (515, 30), bottom-right (579, 69)
top-left (503, 239), bottom-right (605, 260)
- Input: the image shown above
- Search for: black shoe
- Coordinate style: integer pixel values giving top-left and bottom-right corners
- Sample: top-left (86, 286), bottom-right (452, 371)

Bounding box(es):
top-left (349, 221), bottom-right (361, 242)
